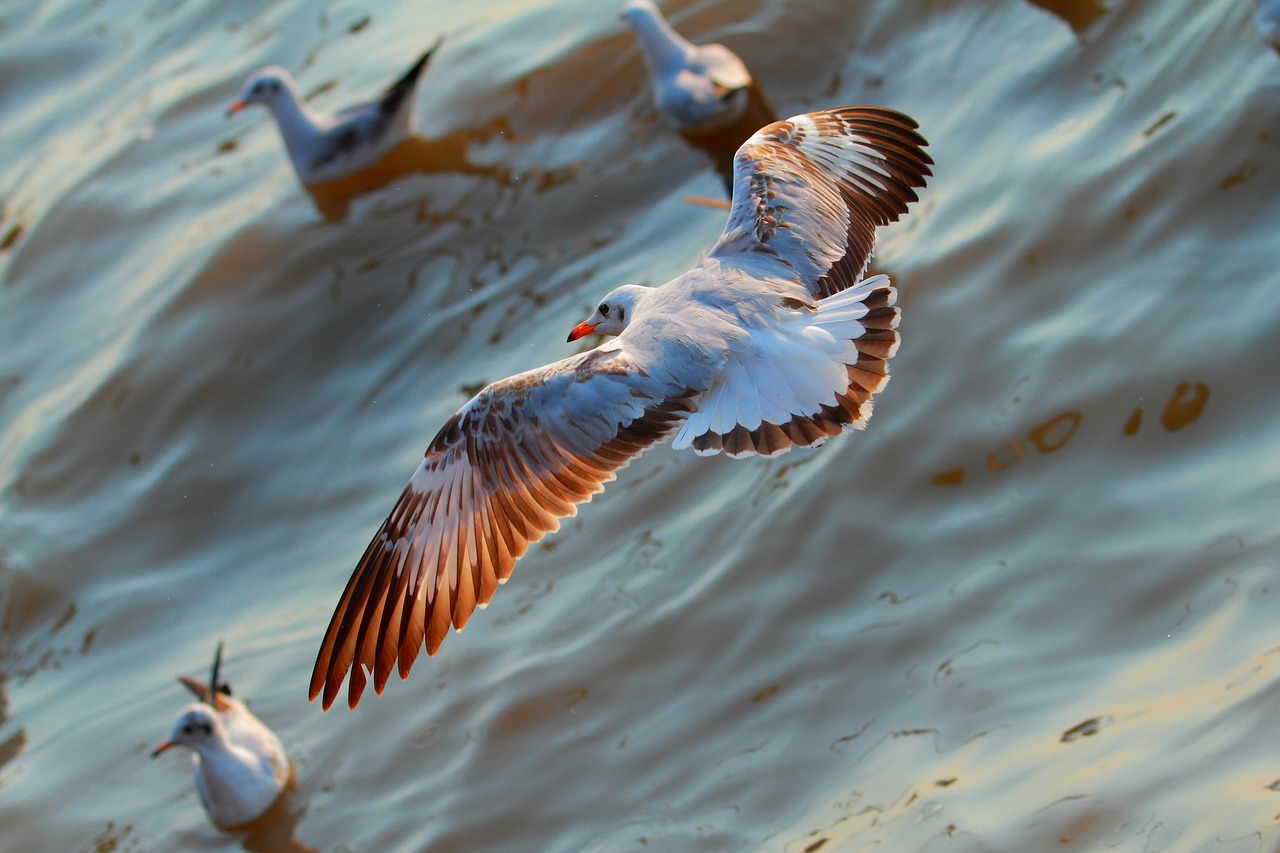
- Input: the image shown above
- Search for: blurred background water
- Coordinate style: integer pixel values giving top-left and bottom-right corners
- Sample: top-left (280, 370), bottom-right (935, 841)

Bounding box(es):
top-left (1, 0), bottom-right (1279, 850)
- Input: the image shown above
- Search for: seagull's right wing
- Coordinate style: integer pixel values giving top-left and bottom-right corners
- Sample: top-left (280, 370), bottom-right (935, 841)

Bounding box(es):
top-left (709, 107), bottom-right (932, 300)
top-left (310, 347), bottom-right (693, 709)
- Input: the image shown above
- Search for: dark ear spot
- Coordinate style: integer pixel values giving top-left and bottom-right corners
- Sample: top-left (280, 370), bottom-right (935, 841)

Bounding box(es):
top-left (617, 306), bottom-right (625, 322)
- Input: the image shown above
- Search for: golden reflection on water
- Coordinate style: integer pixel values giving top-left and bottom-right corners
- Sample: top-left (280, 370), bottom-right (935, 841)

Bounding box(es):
top-left (2, 0), bottom-right (1277, 849)
top-left (1027, 410), bottom-right (1080, 453)
top-left (1161, 381), bottom-right (1210, 432)
top-left (1123, 405), bottom-right (1143, 435)
top-left (303, 123), bottom-right (514, 221)
top-left (986, 440), bottom-right (1023, 471)
top-left (931, 467), bottom-right (965, 487)
top-left (1025, 0), bottom-right (1108, 35)
top-left (236, 777), bottom-right (316, 853)
top-left (677, 84), bottom-right (778, 194)
top-left (932, 381), bottom-right (1212, 486)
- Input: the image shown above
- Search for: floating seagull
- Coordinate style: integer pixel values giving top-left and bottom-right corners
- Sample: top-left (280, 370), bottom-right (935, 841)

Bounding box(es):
top-left (154, 643), bottom-right (291, 829)
top-left (311, 106), bottom-right (932, 710)
top-left (621, 0), bottom-right (753, 133)
top-left (1257, 0), bottom-right (1280, 50)
top-left (227, 38), bottom-right (443, 185)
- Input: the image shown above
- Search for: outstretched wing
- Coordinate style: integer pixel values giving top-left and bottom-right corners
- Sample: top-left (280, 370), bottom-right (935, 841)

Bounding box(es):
top-left (311, 347), bottom-right (693, 709)
top-left (709, 106), bottom-right (932, 300)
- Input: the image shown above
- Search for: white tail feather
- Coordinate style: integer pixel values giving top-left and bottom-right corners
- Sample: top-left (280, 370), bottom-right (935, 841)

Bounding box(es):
top-left (674, 274), bottom-right (899, 458)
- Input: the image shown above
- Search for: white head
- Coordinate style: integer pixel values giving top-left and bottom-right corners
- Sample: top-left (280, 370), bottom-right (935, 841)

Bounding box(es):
top-left (567, 284), bottom-right (650, 341)
top-left (227, 67), bottom-right (298, 117)
top-left (152, 703), bottom-right (226, 758)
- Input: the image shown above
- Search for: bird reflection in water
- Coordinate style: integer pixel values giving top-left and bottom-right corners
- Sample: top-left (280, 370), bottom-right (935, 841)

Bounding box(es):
top-left (1024, 0), bottom-right (1108, 35)
top-left (679, 82), bottom-right (777, 196)
top-left (303, 118), bottom-right (517, 222)
top-left (235, 784), bottom-right (317, 853)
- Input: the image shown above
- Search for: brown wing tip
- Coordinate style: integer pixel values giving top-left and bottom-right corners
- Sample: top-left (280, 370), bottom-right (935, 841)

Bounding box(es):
top-left (347, 666), bottom-right (368, 709)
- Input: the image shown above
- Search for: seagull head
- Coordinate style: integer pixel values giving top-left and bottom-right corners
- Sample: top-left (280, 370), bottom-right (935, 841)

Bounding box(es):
top-left (568, 284), bottom-right (649, 342)
top-left (152, 704), bottom-right (225, 758)
top-left (227, 67), bottom-right (295, 117)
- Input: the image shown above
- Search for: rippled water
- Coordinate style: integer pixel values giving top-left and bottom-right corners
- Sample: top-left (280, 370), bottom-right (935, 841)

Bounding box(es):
top-left (2, 0), bottom-right (1279, 850)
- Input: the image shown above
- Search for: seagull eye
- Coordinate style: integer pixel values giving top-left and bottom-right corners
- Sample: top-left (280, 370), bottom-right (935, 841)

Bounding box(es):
top-left (252, 82), bottom-right (262, 94)
top-left (182, 724), bottom-right (193, 735)
top-left (599, 303), bottom-right (610, 317)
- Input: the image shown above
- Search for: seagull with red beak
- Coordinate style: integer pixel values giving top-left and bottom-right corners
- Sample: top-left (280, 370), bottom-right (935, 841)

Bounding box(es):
top-left (153, 643), bottom-right (290, 829)
top-left (566, 285), bottom-right (648, 342)
top-left (311, 106), bottom-right (932, 710)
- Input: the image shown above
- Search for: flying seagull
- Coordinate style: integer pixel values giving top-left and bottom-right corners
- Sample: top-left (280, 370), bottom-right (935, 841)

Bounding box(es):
top-left (311, 106), bottom-right (932, 710)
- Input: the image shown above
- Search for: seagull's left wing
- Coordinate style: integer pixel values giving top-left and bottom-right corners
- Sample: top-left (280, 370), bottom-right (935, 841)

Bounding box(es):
top-left (310, 347), bottom-right (693, 709)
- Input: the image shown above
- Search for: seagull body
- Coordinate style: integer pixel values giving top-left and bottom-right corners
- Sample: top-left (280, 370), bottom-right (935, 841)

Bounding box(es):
top-left (227, 40), bottom-right (442, 184)
top-left (1257, 0), bottom-right (1280, 48)
top-left (311, 106), bottom-right (932, 710)
top-left (154, 645), bottom-right (290, 829)
top-left (622, 0), bottom-right (753, 132)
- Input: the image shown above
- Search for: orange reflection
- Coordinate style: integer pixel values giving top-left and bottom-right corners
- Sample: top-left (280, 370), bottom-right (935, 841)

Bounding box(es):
top-left (1028, 411), bottom-right (1081, 453)
top-left (1025, 0), bottom-right (1107, 34)
top-left (1160, 381), bottom-right (1209, 431)
top-left (303, 120), bottom-right (513, 221)
top-left (986, 441), bottom-right (1024, 471)
top-left (1123, 406), bottom-right (1143, 436)
top-left (678, 84), bottom-right (777, 195)
top-left (931, 467), bottom-right (965, 486)
top-left (236, 773), bottom-right (317, 853)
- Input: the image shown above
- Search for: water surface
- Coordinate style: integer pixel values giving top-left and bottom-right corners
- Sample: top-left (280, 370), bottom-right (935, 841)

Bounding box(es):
top-left (2, 0), bottom-right (1279, 850)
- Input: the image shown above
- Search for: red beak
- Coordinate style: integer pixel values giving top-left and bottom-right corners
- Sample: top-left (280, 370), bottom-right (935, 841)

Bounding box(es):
top-left (567, 321), bottom-right (598, 342)
top-left (151, 740), bottom-right (173, 758)
top-left (226, 100), bottom-right (248, 117)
